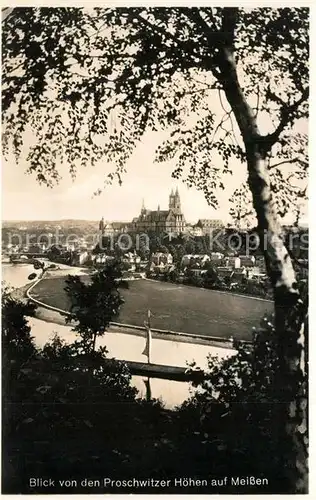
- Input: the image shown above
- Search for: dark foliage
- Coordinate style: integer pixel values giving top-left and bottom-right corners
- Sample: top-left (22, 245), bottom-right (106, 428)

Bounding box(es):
top-left (177, 314), bottom-right (305, 493)
top-left (2, 8), bottom-right (308, 219)
top-left (64, 260), bottom-right (127, 351)
top-left (2, 291), bottom-right (302, 494)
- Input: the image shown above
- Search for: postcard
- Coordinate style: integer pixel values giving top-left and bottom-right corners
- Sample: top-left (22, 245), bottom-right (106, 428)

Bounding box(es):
top-left (1, 3), bottom-right (309, 495)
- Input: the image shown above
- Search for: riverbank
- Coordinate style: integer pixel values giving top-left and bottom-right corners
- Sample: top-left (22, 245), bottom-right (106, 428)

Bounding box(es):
top-left (25, 268), bottom-right (237, 348)
top-left (3, 262), bottom-right (237, 408)
top-left (28, 273), bottom-right (273, 341)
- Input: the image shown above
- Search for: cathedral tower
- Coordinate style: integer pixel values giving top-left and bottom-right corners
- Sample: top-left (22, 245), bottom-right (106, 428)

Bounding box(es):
top-left (169, 189), bottom-right (175, 210)
top-left (169, 187), bottom-right (181, 214)
top-left (174, 187), bottom-right (181, 213)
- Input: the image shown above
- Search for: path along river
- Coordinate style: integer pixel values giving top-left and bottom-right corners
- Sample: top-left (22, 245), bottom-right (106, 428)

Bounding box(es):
top-left (2, 262), bottom-right (240, 408)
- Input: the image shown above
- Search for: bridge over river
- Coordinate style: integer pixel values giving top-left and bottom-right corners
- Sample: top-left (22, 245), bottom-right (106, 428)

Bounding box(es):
top-left (9, 253), bottom-right (48, 262)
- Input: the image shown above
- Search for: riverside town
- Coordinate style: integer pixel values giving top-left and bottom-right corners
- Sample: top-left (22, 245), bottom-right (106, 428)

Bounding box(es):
top-left (2, 6), bottom-right (309, 496)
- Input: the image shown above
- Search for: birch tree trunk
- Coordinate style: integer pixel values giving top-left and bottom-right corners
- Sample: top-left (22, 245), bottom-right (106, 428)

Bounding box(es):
top-left (212, 10), bottom-right (308, 491)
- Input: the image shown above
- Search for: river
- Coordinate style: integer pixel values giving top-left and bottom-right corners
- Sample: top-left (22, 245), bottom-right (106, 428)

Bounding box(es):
top-left (2, 262), bottom-right (235, 408)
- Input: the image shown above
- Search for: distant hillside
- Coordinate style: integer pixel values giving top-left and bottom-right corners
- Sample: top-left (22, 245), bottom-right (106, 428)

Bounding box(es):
top-left (2, 219), bottom-right (99, 226)
top-left (2, 220), bottom-right (100, 232)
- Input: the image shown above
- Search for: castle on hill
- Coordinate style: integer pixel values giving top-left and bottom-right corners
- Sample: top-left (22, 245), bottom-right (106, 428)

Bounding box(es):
top-left (99, 187), bottom-right (224, 237)
top-left (130, 188), bottom-right (186, 235)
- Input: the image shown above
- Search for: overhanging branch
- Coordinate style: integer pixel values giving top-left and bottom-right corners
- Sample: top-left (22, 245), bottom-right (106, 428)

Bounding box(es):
top-left (262, 88), bottom-right (309, 150)
top-left (269, 157), bottom-right (308, 170)
top-left (221, 7), bottom-right (238, 51)
top-left (2, 7), bottom-right (14, 22)
top-left (132, 10), bottom-right (221, 76)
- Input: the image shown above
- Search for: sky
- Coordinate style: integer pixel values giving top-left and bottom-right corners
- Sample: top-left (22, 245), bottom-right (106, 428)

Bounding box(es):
top-left (1, 5), bottom-right (309, 225)
top-left (2, 130), bottom-right (243, 224)
top-left (2, 121), bottom-right (308, 225)
top-left (2, 130), bottom-right (308, 226)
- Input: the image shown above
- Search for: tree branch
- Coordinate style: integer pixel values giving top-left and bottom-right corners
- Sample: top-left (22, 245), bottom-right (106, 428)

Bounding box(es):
top-left (221, 8), bottom-right (238, 51)
top-left (2, 7), bottom-right (14, 22)
top-left (184, 8), bottom-right (222, 77)
top-left (269, 157), bottom-right (307, 170)
top-left (132, 12), bottom-right (184, 49)
top-left (4, 61), bottom-right (25, 76)
top-left (194, 78), bottom-right (221, 91)
top-left (209, 109), bottom-right (232, 148)
top-left (254, 86), bottom-right (260, 118)
top-left (187, 7), bottom-right (219, 44)
top-left (218, 89), bottom-right (241, 148)
top-left (132, 10), bottom-right (221, 77)
top-left (262, 88), bottom-right (309, 149)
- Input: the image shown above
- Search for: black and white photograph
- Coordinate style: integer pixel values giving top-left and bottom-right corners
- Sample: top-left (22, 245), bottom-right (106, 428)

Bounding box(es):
top-left (1, 4), bottom-right (309, 495)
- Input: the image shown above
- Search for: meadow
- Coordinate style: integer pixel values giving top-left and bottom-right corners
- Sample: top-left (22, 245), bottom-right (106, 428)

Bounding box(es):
top-left (29, 277), bottom-right (273, 341)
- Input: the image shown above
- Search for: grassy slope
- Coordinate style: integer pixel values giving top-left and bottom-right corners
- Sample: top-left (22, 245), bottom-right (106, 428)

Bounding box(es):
top-left (29, 277), bottom-right (273, 341)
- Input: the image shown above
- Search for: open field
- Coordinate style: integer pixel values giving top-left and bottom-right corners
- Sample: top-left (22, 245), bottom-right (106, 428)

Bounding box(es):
top-left (29, 277), bottom-right (273, 341)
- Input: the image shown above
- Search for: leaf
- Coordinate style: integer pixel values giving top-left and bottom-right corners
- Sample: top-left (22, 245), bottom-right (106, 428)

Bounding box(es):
top-left (22, 417), bottom-right (34, 424)
top-left (36, 385), bottom-right (52, 394)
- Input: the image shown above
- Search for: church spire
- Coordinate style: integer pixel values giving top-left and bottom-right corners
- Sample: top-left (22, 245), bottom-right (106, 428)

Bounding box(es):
top-left (175, 186), bottom-right (179, 196)
top-left (141, 198), bottom-right (146, 211)
top-left (99, 216), bottom-right (105, 234)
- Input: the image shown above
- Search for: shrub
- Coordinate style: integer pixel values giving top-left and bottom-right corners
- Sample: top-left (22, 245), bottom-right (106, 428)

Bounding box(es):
top-left (177, 315), bottom-right (287, 491)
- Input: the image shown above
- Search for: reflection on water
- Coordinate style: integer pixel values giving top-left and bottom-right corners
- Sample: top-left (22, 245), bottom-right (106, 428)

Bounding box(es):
top-left (2, 263), bottom-right (232, 408)
top-left (2, 263), bottom-right (36, 289)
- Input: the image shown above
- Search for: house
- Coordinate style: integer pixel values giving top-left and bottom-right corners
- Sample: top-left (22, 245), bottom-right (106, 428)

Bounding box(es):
top-left (230, 268), bottom-right (248, 284)
top-left (217, 267), bottom-right (248, 285)
top-left (224, 256), bottom-right (241, 269)
top-left (210, 252), bottom-right (224, 263)
top-left (195, 218), bottom-right (224, 234)
top-left (93, 254), bottom-right (115, 265)
top-left (189, 225), bottom-right (204, 237)
top-left (217, 267), bottom-right (235, 280)
top-left (239, 255), bottom-right (256, 267)
top-left (181, 254), bottom-right (210, 269)
top-left (99, 217), bottom-right (129, 236)
top-left (122, 252), bottom-right (141, 271)
top-left (111, 221), bottom-right (130, 233)
top-left (72, 250), bottom-right (90, 266)
top-left (255, 256), bottom-right (266, 271)
top-left (151, 252), bottom-right (173, 266)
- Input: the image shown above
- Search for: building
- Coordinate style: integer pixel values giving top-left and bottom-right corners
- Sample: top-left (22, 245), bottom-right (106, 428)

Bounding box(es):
top-left (122, 252), bottom-right (141, 271)
top-left (255, 256), bottom-right (266, 272)
top-left (239, 255), bottom-right (256, 267)
top-left (71, 250), bottom-right (90, 266)
top-left (149, 252), bottom-right (173, 276)
top-left (217, 267), bottom-right (235, 280)
top-left (225, 256), bottom-right (241, 269)
top-left (195, 218), bottom-right (224, 234)
top-left (210, 252), bottom-right (224, 263)
top-left (151, 252), bottom-right (173, 266)
top-left (131, 188), bottom-right (186, 235)
top-left (99, 217), bottom-right (115, 236)
top-left (188, 225), bottom-right (204, 237)
top-left (181, 254), bottom-right (210, 269)
top-left (230, 268), bottom-right (248, 284)
top-left (99, 218), bottom-right (130, 237)
top-left (112, 222), bottom-right (130, 233)
top-left (93, 254), bottom-right (115, 266)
